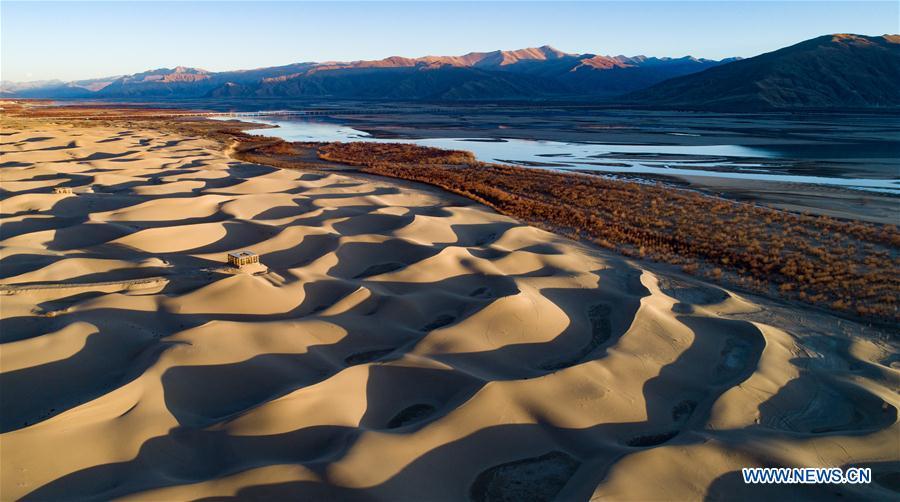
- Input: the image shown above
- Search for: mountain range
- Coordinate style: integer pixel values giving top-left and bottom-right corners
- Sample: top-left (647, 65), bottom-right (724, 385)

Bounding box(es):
top-left (1, 45), bottom-right (733, 101)
top-left (3, 34), bottom-right (898, 110)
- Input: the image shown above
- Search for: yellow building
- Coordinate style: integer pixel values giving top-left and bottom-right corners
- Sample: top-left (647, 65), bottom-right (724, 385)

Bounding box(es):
top-left (227, 250), bottom-right (259, 267)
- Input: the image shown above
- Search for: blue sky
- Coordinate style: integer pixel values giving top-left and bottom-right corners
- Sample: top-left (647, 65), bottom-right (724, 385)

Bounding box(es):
top-left (3, 1), bottom-right (898, 81)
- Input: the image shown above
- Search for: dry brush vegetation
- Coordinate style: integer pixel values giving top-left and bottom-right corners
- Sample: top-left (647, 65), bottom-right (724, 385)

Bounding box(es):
top-left (320, 142), bottom-right (478, 166)
top-left (317, 141), bottom-right (900, 323)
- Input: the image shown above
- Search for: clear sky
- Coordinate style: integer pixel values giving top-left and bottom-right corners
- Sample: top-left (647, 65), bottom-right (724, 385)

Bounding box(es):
top-left (3, 1), bottom-right (898, 82)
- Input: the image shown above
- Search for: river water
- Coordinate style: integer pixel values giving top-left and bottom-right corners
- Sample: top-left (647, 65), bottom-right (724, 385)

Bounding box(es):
top-left (221, 116), bottom-right (900, 194)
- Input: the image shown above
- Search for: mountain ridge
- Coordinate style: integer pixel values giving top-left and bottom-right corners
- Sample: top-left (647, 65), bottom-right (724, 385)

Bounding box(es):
top-left (2, 45), bottom-right (733, 100)
top-left (628, 34), bottom-right (900, 110)
top-left (5, 34), bottom-right (898, 109)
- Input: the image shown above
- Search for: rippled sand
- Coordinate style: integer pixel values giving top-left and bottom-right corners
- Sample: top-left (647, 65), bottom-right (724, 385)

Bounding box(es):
top-left (1, 122), bottom-right (897, 501)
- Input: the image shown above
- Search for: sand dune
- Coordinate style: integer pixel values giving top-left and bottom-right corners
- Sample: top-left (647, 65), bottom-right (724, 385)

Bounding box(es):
top-left (1, 121), bottom-right (897, 501)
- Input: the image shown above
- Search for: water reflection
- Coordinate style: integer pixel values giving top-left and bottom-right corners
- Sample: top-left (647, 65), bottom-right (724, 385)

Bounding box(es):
top-left (222, 117), bottom-right (900, 194)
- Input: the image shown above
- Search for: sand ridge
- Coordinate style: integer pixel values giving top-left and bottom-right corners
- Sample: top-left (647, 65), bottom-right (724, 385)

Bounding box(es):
top-left (0, 122), bottom-right (897, 501)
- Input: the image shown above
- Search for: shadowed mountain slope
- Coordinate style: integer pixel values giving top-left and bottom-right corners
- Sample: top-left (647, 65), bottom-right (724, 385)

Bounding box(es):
top-left (628, 34), bottom-right (900, 110)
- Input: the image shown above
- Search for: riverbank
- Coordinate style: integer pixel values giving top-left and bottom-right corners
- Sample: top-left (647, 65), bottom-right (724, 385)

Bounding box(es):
top-left (215, 112), bottom-right (900, 225)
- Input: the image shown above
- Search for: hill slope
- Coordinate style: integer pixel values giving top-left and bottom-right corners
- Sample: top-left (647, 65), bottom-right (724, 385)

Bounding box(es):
top-left (2, 46), bottom-right (730, 100)
top-left (628, 34), bottom-right (900, 110)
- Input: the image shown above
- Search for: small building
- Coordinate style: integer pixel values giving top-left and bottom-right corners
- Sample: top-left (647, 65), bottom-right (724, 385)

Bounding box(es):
top-left (53, 187), bottom-right (73, 195)
top-left (227, 250), bottom-right (260, 268)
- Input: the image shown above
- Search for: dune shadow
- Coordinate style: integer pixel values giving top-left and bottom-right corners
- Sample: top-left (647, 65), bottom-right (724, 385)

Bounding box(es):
top-left (66, 150), bottom-right (139, 162)
top-left (361, 365), bottom-right (483, 431)
top-left (434, 266), bottom-right (646, 380)
top-left (332, 212), bottom-right (416, 237)
top-left (449, 222), bottom-right (519, 247)
top-left (262, 232), bottom-right (342, 270)
top-left (0, 253), bottom-right (63, 280)
top-left (0, 332), bottom-right (175, 433)
top-left (22, 424), bottom-right (358, 501)
top-left (327, 239), bottom-right (441, 279)
top-left (756, 369), bottom-right (896, 435)
top-left (162, 353), bottom-right (336, 428)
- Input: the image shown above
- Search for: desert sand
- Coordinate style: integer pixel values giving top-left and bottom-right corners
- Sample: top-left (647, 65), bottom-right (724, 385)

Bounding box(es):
top-left (0, 120), bottom-right (898, 501)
